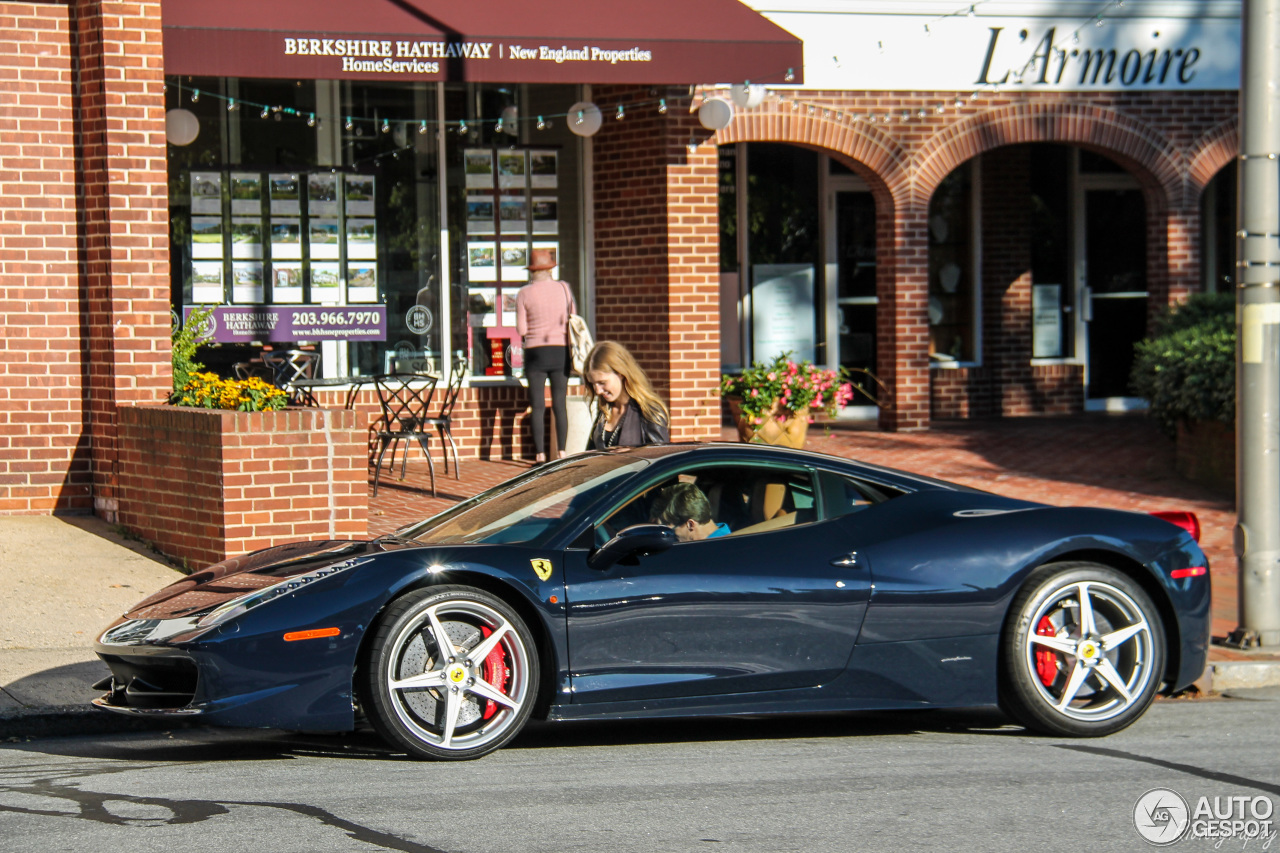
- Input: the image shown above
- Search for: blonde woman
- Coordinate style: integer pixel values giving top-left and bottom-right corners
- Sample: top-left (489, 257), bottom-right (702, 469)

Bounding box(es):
top-left (583, 341), bottom-right (669, 449)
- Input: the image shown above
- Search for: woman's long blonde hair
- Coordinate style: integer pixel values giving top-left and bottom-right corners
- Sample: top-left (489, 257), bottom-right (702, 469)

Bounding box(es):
top-left (583, 341), bottom-right (668, 425)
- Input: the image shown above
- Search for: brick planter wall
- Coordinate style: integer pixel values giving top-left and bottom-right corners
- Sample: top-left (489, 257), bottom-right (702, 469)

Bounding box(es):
top-left (117, 406), bottom-right (367, 569)
top-left (1176, 418), bottom-right (1235, 496)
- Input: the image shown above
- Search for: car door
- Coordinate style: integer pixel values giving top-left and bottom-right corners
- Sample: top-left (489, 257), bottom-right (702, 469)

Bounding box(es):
top-left (561, 462), bottom-right (872, 704)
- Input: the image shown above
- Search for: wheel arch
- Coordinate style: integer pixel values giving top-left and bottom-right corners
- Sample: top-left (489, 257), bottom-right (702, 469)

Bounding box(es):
top-left (353, 570), bottom-right (560, 720)
top-left (1022, 548), bottom-right (1182, 691)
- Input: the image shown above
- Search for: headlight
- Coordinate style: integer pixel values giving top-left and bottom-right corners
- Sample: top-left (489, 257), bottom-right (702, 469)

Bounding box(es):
top-left (195, 557), bottom-right (369, 629)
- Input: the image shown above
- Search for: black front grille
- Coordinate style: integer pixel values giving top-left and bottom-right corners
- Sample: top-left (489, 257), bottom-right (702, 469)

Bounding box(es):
top-left (97, 653), bottom-right (199, 709)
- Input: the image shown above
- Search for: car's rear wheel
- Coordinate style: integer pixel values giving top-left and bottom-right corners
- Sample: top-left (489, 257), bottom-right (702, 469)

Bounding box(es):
top-left (362, 585), bottom-right (538, 760)
top-left (999, 562), bottom-right (1165, 737)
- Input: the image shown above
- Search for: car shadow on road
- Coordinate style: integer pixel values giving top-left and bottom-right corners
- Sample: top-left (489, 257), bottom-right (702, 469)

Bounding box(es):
top-left (3, 707), bottom-right (1027, 764)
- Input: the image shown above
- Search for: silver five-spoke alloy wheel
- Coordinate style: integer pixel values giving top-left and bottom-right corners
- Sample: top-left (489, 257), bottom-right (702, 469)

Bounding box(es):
top-left (363, 586), bottom-right (539, 760)
top-left (1000, 563), bottom-right (1166, 737)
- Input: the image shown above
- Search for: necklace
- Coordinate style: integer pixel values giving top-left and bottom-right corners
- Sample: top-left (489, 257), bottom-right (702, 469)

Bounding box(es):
top-left (601, 403), bottom-right (625, 448)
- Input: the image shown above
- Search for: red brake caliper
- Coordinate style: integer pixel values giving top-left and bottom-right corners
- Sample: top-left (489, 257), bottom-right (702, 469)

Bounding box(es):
top-left (1035, 616), bottom-right (1059, 686)
top-left (478, 626), bottom-right (509, 720)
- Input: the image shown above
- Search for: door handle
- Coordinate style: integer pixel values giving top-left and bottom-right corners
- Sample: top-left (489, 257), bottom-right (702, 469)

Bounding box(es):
top-left (830, 551), bottom-right (862, 568)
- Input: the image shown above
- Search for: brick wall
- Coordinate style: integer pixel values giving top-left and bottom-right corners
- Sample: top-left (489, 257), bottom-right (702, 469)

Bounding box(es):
top-left (714, 88), bottom-right (1237, 426)
top-left (117, 405), bottom-right (367, 569)
top-left (74, 1), bottom-right (172, 519)
top-left (0, 1), bottom-right (170, 516)
top-left (591, 85), bottom-right (721, 442)
top-left (0, 3), bottom-right (86, 513)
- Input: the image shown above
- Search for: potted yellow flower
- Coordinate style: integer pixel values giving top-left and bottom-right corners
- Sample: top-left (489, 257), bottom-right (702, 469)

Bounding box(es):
top-left (719, 352), bottom-right (855, 448)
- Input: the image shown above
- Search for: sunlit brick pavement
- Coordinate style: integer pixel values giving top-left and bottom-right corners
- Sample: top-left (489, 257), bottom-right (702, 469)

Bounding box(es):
top-left (367, 414), bottom-right (1270, 663)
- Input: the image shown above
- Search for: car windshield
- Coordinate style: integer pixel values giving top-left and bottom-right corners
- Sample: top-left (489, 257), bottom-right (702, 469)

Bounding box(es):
top-left (396, 455), bottom-right (651, 546)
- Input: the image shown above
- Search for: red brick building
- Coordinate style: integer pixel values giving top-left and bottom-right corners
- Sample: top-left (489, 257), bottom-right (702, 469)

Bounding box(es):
top-left (0, 0), bottom-right (1241, 525)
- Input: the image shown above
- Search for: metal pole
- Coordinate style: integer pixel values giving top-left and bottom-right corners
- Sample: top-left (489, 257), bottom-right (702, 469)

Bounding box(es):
top-left (1234, 0), bottom-right (1280, 648)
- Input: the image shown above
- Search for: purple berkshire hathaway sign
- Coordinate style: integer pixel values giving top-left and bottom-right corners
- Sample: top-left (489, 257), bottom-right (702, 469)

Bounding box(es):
top-left (187, 306), bottom-right (387, 343)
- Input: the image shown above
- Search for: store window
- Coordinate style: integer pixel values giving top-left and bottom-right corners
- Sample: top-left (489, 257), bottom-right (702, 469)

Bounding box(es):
top-left (1030, 145), bottom-right (1072, 359)
top-left (745, 144), bottom-right (820, 364)
top-left (928, 162), bottom-right (977, 363)
top-left (1201, 161), bottom-right (1236, 294)
top-left (165, 77), bottom-right (584, 381)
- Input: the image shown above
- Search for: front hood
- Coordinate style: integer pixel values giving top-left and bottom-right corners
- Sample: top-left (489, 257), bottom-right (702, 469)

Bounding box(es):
top-left (120, 539), bottom-right (391, 622)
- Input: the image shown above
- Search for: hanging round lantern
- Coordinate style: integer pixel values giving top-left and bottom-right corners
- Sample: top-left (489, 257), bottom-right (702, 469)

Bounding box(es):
top-left (566, 101), bottom-right (603, 137)
top-left (165, 108), bottom-right (200, 146)
top-left (729, 84), bottom-right (766, 109)
top-left (697, 98), bottom-right (735, 131)
top-left (500, 105), bottom-right (520, 135)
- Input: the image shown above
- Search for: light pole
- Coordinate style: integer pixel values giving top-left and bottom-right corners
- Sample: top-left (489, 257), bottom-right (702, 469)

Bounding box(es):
top-left (1233, 0), bottom-right (1280, 648)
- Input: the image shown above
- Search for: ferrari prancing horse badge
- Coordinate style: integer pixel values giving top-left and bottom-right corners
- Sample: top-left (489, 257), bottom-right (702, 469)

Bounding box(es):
top-left (530, 558), bottom-right (553, 581)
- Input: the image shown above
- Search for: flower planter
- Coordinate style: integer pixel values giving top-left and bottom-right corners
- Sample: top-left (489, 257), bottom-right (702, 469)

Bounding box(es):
top-left (116, 405), bottom-right (368, 569)
top-left (727, 398), bottom-right (810, 449)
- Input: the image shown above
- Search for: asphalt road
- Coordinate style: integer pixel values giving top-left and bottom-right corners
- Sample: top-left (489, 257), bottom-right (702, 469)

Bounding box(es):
top-left (2, 696), bottom-right (1278, 853)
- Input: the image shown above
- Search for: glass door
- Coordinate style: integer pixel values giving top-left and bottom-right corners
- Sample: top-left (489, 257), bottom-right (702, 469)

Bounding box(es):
top-left (828, 187), bottom-right (877, 377)
top-left (1079, 185), bottom-right (1148, 405)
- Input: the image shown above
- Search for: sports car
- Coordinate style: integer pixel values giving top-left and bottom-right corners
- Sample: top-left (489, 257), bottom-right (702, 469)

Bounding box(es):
top-left (93, 442), bottom-right (1210, 760)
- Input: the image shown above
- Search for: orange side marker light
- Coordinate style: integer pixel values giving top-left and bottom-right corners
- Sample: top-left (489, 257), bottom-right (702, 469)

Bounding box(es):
top-left (284, 627), bottom-right (341, 642)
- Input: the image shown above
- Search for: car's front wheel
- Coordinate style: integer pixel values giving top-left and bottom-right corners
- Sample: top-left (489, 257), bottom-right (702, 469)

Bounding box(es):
top-left (362, 585), bottom-right (538, 760)
top-left (999, 563), bottom-right (1165, 737)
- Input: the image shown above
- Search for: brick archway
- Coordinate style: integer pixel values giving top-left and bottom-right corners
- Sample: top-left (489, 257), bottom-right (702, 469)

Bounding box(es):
top-left (712, 104), bottom-right (917, 428)
top-left (912, 102), bottom-right (1182, 208)
top-left (714, 102), bottom-right (911, 202)
top-left (1189, 117), bottom-right (1239, 190)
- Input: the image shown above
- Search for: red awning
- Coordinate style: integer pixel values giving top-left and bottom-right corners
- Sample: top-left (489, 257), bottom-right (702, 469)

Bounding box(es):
top-left (161, 0), bottom-right (803, 85)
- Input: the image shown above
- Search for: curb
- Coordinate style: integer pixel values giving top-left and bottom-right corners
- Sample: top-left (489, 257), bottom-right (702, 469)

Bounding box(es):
top-left (1206, 660), bottom-right (1280, 691)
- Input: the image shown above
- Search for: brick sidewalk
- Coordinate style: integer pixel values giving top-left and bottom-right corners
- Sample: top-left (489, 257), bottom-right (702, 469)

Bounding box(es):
top-left (366, 414), bottom-right (1266, 663)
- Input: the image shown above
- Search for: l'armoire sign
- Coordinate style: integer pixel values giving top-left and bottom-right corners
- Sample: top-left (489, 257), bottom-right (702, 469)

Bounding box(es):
top-left (766, 9), bottom-right (1239, 92)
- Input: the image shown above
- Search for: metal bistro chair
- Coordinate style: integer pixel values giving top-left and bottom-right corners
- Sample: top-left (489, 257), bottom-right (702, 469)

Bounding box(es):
top-left (372, 373), bottom-right (440, 498)
top-left (421, 356), bottom-right (467, 480)
top-left (261, 349), bottom-right (321, 406)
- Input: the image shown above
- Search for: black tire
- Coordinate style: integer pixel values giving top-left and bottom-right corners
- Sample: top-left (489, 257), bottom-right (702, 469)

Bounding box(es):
top-left (361, 585), bottom-right (538, 760)
top-left (998, 562), bottom-right (1166, 737)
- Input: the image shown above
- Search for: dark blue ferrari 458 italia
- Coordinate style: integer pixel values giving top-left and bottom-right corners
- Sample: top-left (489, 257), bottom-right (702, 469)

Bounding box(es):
top-left (93, 443), bottom-right (1210, 760)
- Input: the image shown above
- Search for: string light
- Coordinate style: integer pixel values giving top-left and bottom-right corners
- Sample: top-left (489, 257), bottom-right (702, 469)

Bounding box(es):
top-left (227, 98), bottom-right (236, 112)
top-left (457, 119), bottom-right (468, 136)
top-left (345, 116), bottom-right (354, 131)
top-left (536, 115), bottom-right (547, 130)
top-left (190, 88), bottom-right (199, 103)
top-left (687, 136), bottom-right (699, 153)
top-left (419, 120), bottom-right (429, 134)
top-left (381, 118), bottom-right (390, 133)
top-left (307, 113), bottom-right (316, 127)
top-left (784, 68), bottom-right (795, 82)
top-left (658, 98), bottom-right (667, 114)
top-left (616, 103), bottom-right (625, 120)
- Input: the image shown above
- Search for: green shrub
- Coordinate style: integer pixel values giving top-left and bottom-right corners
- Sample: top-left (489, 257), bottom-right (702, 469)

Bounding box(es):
top-left (1130, 293), bottom-right (1235, 437)
top-left (171, 306), bottom-right (214, 391)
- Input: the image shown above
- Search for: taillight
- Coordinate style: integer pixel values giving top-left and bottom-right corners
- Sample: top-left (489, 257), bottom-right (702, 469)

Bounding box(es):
top-left (1150, 510), bottom-right (1201, 543)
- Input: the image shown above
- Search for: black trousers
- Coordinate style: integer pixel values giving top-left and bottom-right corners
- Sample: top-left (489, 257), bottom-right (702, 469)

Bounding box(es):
top-left (524, 345), bottom-right (569, 455)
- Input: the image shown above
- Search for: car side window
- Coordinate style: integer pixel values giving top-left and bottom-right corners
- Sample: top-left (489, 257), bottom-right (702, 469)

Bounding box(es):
top-left (596, 464), bottom-right (819, 543)
top-left (816, 469), bottom-right (905, 521)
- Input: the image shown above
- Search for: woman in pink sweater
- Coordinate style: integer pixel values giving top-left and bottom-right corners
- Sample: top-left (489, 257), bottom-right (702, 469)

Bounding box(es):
top-left (516, 249), bottom-right (574, 462)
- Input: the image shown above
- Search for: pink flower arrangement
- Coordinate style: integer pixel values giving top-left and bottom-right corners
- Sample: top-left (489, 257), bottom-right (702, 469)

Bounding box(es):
top-left (720, 352), bottom-right (855, 424)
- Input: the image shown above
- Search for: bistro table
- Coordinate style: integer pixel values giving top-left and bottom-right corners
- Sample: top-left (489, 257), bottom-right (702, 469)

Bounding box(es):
top-left (290, 375), bottom-right (379, 409)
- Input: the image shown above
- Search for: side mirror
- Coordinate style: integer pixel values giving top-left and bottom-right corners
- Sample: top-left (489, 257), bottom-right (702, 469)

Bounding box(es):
top-left (588, 523), bottom-right (677, 571)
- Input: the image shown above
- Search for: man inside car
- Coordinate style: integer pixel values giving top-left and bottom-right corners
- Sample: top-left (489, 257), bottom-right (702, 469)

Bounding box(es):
top-left (649, 482), bottom-right (731, 541)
